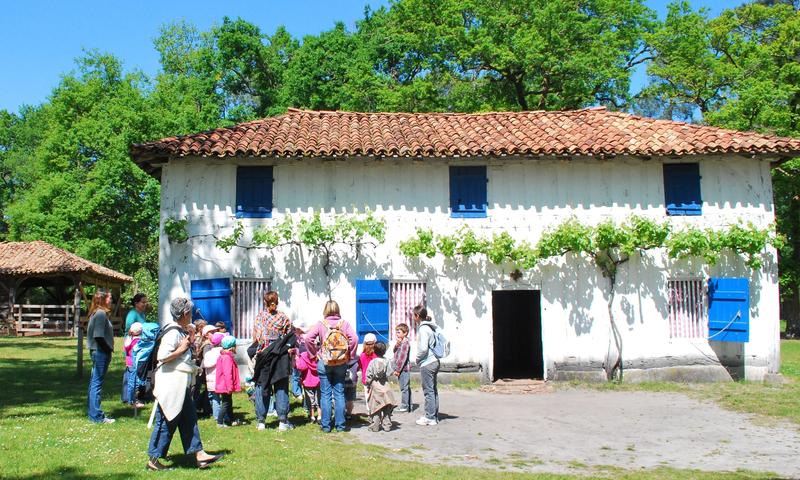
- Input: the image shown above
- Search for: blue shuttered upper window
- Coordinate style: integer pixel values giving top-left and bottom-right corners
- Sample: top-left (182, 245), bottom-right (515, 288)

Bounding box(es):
top-left (663, 163), bottom-right (702, 216)
top-left (450, 166), bottom-right (488, 218)
top-left (236, 166), bottom-right (273, 218)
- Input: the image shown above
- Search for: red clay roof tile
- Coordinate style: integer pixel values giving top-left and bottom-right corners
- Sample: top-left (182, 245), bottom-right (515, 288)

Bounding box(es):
top-left (130, 108), bottom-right (800, 165)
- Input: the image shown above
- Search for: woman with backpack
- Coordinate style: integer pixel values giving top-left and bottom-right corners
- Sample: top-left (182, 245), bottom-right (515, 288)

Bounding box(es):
top-left (304, 300), bottom-right (358, 433)
top-left (414, 305), bottom-right (440, 426)
top-left (146, 297), bottom-right (223, 471)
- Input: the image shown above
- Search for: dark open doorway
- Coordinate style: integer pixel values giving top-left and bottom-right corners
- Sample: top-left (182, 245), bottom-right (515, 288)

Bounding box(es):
top-left (492, 290), bottom-right (543, 380)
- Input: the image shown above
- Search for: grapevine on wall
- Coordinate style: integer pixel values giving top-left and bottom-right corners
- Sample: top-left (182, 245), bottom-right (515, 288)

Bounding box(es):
top-left (399, 216), bottom-right (781, 382)
top-left (215, 210), bottom-right (386, 298)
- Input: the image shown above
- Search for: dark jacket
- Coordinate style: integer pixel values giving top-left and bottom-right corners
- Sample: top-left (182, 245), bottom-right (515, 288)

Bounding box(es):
top-left (253, 331), bottom-right (296, 388)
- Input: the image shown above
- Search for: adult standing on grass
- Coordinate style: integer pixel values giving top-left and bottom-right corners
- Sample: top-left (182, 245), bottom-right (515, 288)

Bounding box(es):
top-left (251, 291), bottom-right (293, 431)
top-left (304, 300), bottom-right (358, 433)
top-left (125, 293), bottom-right (149, 332)
top-left (146, 297), bottom-right (222, 471)
top-left (87, 290), bottom-right (116, 424)
top-left (414, 305), bottom-right (439, 426)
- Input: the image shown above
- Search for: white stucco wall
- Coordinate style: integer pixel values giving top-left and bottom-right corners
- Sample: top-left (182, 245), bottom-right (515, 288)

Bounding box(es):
top-left (158, 155), bottom-right (779, 381)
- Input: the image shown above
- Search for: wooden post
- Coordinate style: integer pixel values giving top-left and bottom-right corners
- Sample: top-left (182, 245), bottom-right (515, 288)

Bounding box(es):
top-left (40, 304), bottom-right (45, 334)
top-left (75, 286), bottom-right (83, 378)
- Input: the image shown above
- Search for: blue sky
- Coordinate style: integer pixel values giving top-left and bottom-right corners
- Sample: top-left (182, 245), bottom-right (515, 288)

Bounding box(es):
top-left (0, 0), bottom-right (737, 113)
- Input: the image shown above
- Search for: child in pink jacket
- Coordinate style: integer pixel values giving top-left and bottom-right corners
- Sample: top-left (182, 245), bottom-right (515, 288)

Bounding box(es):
top-left (295, 351), bottom-right (321, 423)
top-left (215, 335), bottom-right (241, 427)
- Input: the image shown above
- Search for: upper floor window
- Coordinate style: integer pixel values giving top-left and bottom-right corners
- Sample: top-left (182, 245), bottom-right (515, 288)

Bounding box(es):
top-left (663, 163), bottom-right (702, 216)
top-left (236, 166), bottom-right (273, 218)
top-left (449, 166), bottom-right (487, 218)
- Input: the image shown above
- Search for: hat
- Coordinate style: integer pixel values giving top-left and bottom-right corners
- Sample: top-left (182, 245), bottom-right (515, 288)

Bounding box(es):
top-left (363, 333), bottom-right (377, 344)
top-left (221, 335), bottom-right (237, 349)
top-left (292, 318), bottom-right (307, 330)
top-left (169, 297), bottom-right (194, 320)
top-left (211, 332), bottom-right (225, 346)
top-left (129, 322), bottom-right (143, 335)
top-left (202, 325), bottom-right (218, 336)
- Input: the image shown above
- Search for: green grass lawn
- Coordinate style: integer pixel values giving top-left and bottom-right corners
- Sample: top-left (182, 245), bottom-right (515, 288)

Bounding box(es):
top-left (0, 337), bottom-right (794, 479)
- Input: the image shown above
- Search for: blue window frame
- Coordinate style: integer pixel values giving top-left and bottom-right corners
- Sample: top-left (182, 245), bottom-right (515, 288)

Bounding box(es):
top-left (450, 166), bottom-right (488, 218)
top-left (663, 163), bottom-right (702, 216)
top-left (355, 279), bottom-right (390, 344)
top-left (236, 166), bottom-right (273, 218)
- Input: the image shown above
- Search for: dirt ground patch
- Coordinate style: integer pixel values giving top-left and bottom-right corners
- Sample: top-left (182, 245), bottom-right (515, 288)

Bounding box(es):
top-left (349, 388), bottom-right (798, 477)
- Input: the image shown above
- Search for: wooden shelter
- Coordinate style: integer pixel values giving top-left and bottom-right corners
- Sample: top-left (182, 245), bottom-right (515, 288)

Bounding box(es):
top-left (0, 241), bottom-right (133, 337)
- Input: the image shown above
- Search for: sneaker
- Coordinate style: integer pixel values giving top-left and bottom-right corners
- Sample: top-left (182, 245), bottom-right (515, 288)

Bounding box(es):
top-left (256, 422), bottom-right (266, 431)
top-left (395, 407), bottom-right (409, 413)
top-left (277, 421), bottom-right (294, 432)
top-left (133, 402), bottom-right (146, 409)
top-left (101, 418), bottom-right (116, 424)
top-left (217, 423), bottom-right (229, 428)
top-left (415, 416), bottom-right (438, 426)
top-left (267, 411), bottom-right (278, 417)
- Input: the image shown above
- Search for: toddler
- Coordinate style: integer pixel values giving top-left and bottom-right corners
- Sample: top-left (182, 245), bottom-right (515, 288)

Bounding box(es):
top-left (122, 322), bottom-right (144, 408)
top-left (357, 333), bottom-right (378, 409)
top-left (392, 323), bottom-right (412, 412)
top-left (365, 342), bottom-right (395, 432)
top-left (203, 332), bottom-right (225, 421)
top-left (295, 350), bottom-right (321, 422)
top-left (214, 335), bottom-right (241, 427)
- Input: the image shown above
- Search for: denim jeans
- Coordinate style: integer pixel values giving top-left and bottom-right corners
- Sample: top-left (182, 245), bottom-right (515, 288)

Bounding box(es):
top-left (317, 359), bottom-right (347, 432)
top-left (208, 392), bottom-right (220, 422)
top-left (88, 349), bottom-right (111, 422)
top-left (398, 369), bottom-right (411, 411)
top-left (291, 366), bottom-right (303, 398)
top-left (255, 379), bottom-right (289, 423)
top-left (121, 365), bottom-right (133, 404)
top-left (147, 389), bottom-right (203, 459)
top-left (420, 360), bottom-right (440, 420)
top-left (217, 393), bottom-right (233, 425)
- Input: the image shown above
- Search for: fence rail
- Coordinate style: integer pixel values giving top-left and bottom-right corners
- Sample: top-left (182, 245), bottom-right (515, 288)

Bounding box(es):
top-left (13, 304), bottom-right (123, 337)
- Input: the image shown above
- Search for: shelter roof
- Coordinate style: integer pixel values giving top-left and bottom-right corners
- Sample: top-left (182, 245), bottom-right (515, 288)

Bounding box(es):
top-left (0, 241), bottom-right (132, 285)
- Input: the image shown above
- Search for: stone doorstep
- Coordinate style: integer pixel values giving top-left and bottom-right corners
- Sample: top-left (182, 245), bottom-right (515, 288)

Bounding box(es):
top-left (478, 378), bottom-right (553, 394)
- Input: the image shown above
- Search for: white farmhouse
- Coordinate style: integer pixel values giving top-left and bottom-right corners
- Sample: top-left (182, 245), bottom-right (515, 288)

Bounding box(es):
top-left (131, 108), bottom-right (800, 382)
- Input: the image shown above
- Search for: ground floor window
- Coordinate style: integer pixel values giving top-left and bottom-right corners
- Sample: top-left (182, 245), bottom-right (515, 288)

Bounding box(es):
top-left (667, 278), bottom-right (707, 338)
top-left (390, 281), bottom-right (426, 342)
top-left (232, 278), bottom-right (271, 339)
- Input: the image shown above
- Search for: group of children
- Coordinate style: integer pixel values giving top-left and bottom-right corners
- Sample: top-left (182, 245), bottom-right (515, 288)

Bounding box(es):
top-left (122, 316), bottom-right (414, 433)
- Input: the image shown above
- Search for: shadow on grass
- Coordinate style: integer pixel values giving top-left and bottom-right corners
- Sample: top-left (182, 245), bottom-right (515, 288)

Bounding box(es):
top-left (0, 340), bottom-right (130, 416)
top-left (3, 467), bottom-right (130, 480)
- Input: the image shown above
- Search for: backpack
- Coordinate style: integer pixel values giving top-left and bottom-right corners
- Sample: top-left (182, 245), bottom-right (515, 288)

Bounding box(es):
top-left (320, 320), bottom-right (350, 366)
top-left (133, 323), bottom-right (182, 391)
top-left (424, 324), bottom-right (450, 359)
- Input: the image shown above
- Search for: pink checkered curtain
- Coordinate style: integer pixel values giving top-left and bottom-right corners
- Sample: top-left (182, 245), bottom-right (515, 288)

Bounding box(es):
top-left (390, 282), bottom-right (426, 342)
top-left (232, 279), bottom-right (271, 340)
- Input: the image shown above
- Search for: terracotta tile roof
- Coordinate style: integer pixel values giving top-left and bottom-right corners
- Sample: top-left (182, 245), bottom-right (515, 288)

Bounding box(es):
top-left (0, 241), bottom-right (132, 284)
top-left (130, 107), bottom-right (800, 167)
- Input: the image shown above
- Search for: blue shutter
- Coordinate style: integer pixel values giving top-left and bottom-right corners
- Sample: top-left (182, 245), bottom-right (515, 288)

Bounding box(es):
top-left (663, 163), bottom-right (702, 216)
top-left (355, 279), bottom-right (390, 343)
top-left (707, 277), bottom-right (749, 342)
top-left (236, 166), bottom-right (273, 218)
top-left (450, 166), bottom-right (488, 218)
top-left (190, 277), bottom-right (233, 333)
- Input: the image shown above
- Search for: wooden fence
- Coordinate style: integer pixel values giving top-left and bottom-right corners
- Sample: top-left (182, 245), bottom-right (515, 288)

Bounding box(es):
top-left (13, 304), bottom-right (124, 337)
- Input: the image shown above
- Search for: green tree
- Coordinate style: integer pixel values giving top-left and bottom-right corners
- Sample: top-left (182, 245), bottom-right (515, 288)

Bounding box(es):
top-left (3, 52), bottom-right (160, 275)
top-left (643, 1), bottom-right (800, 335)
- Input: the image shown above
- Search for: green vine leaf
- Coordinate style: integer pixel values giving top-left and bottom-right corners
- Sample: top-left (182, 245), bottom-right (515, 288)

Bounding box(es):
top-left (164, 218), bottom-right (189, 244)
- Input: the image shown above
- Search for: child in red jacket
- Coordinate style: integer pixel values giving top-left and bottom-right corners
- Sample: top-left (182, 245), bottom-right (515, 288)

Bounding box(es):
top-left (215, 335), bottom-right (241, 427)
